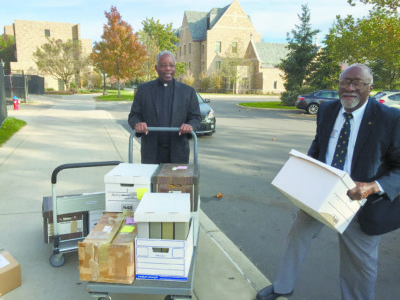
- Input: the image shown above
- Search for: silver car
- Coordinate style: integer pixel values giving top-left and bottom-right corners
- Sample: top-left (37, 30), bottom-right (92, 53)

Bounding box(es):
top-left (371, 90), bottom-right (400, 108)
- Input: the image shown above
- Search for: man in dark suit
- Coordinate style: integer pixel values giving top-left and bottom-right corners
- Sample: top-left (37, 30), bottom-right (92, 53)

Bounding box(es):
top-left (128, 50), bottom-right (201, 164)
top-left (257, 63), bottom-right (400, 300)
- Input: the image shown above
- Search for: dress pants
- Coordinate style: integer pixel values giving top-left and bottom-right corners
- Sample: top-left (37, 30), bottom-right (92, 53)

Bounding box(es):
top-left (273, 209), bottom-right (382, 300)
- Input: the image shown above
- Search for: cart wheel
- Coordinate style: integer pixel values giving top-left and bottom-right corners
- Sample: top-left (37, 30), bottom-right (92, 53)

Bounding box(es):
top-left (164, 296), bottom-right (190, 300)
top-left (50, 253), bottom-right (65, 267)
top-left (97, 297), bottom-right (111, 300)
top-left (164, 296), bottom-right (173, 300)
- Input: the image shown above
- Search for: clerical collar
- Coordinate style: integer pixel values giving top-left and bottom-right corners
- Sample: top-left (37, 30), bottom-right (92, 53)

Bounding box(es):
top-left (158, 78), bottom-right (173, 87)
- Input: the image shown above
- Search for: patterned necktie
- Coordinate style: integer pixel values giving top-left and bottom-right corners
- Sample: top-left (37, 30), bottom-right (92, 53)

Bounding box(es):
top-left (331, 112), bottom-right (353, 170)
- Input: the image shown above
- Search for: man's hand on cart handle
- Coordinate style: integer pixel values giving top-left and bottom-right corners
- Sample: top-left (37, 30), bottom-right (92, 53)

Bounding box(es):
top-left (135, 122), bottom-right (148, 135)
top-left (179, 123), bottom-right (193, 136)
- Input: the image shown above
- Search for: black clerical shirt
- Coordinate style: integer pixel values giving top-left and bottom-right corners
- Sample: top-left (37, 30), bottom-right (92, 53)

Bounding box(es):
top-left (157, 79), bottom-right (174, 146)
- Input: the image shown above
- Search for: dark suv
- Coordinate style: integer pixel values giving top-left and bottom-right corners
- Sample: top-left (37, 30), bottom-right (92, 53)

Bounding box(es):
top-left (296, 90), bottom-right (339, 115)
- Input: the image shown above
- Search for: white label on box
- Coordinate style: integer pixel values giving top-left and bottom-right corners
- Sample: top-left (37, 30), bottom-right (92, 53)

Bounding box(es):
top-left (0, 254), bottom-right (10, 268)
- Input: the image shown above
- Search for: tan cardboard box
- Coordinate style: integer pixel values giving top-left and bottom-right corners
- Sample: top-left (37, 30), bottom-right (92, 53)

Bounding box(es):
top-left (0, 251), bottom-right (21, 296)
top-left (78, 211), bottom-right (137, 284)
top-left (272, 149), bottom-right (365, 234)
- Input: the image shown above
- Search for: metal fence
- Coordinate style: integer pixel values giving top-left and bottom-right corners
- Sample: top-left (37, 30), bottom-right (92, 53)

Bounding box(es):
top-left (4, 74), bottom-right (45, 103)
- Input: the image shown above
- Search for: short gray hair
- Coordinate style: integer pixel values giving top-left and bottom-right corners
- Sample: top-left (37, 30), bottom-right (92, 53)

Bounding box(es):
top-left (343, 63), bottom-right (374, 85)
top-left (156, 50), bottom-right (176, 64)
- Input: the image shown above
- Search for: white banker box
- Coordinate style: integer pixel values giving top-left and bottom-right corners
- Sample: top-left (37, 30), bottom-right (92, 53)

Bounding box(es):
top-left (104, 163), bottom-right (159, 212)
top-left (134, 193), bottom-right (193, 281)
top-left (272, 149), bottom-right (365, 234)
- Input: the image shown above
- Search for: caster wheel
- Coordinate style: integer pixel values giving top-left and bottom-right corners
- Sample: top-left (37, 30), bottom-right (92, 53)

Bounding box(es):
top-left (50, 253), bottom-right (65, 267)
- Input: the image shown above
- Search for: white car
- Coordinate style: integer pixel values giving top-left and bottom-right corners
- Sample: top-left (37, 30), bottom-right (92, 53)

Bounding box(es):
top-left (372, 90), bottom-right (400, 108)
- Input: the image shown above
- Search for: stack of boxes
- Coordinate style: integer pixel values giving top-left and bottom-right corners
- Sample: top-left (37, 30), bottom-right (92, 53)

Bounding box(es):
top-left (104, 163), bottom-right (159, 212)
top-left (134, 193), bottom-right (193, 281)
top-left (77, 162), bottom-right (199, 284)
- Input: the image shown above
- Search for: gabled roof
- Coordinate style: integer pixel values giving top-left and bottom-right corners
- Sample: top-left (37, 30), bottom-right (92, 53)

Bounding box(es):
top-left (184, 4), bottom-right (230, 41)
top-left (254, 42), bottom-right (289, 67)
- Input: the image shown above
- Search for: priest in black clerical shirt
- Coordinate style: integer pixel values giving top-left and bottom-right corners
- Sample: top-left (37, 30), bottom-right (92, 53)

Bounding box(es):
top-left (128, 50), bottom-right (201, 164)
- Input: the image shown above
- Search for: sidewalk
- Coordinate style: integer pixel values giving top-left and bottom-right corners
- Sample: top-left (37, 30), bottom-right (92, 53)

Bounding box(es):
top-left (0, 95), bottom-right (270, 300)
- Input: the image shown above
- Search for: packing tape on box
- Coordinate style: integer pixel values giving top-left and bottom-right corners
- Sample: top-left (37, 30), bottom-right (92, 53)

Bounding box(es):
top-left (98, 210), bottom-right (130, 264)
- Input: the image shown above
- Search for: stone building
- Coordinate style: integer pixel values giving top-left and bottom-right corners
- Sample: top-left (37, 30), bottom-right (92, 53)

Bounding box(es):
top-left (176, 0), bottom-right (288, 94)
top-left (4, 20), bottom-right (92, 91)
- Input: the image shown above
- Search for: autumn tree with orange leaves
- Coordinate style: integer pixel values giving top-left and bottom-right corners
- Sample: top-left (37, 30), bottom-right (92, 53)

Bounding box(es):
top-left (92, 6), bottom-right (147, 97)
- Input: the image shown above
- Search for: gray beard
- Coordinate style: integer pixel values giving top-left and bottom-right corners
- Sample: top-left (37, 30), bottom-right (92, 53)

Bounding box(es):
top-left (341, 97), bottom-right (360, 109)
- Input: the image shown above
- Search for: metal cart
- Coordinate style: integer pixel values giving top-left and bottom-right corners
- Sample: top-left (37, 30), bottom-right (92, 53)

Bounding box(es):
top-left (46, 161), bottom-right (120, 267)
top-left (86, 127), bottom-right (201, 300)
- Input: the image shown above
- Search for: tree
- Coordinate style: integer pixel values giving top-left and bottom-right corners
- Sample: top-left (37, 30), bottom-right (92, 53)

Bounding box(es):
top-left (0, 35), bottom-right (16, 74)
top-left (347, 0), bottom-right (400, 10)
top-left (95, 6), bottom-right (147, 97)
top-left (182, 70), bottom-right (194, 87)
top-left (33, 38), bottom-right (90, 90)
top-left (211, 72), bottom-right (223, 93)
top-left (91, 41), bottom-right (112, 94)
top-left (307, 41), bottom-right (342, 90)
top-left (220, 39), bottom-right (249, 94)
top-left (138, 18), bottom-right (180, 81)
top-left (278, 4), bottom-right (320, 105)
top-left (326, 9), bottom-right (400, 89)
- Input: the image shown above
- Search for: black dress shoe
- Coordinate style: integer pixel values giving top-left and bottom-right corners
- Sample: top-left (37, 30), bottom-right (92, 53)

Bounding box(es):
top-left (256, 285), bottom-right (293, 300)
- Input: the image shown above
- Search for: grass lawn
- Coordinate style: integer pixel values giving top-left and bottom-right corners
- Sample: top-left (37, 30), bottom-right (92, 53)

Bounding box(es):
top-left (238, 101), bottom-right (297, 110)
top-left (0, 117), bottom-right (27, 147)
top-left (95, 89), bottom-right (134, 101)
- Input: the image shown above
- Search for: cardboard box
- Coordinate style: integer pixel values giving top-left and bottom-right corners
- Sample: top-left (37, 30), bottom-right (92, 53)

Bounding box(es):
top-left (134, 193), bottom-right (191, 239)
top-left (152, 163), bottom-right (199, 211)
top-left (0, 251), bottom-right (21, 296)
top-left (272, 149), bottom-right (366, 234)
top-left (104, 163), bottom-right (159, 212)
top-left (42, 194), bottom-right (103, 243)
top-left (135, 218), bottom-right (194, 281)
top-left (78, 211), bottom-right (137, 284)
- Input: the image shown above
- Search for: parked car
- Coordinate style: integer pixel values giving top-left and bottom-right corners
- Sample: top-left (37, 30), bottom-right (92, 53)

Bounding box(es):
top-left (371, 90), bottom-right (400, 108)
top-left (296, 90), bottom-right (339, 115)
top-left (196, 92), bottom-right (216, 136)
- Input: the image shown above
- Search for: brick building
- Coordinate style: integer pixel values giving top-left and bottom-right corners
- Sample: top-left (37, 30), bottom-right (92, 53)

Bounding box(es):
top-left (176, 0), bottom-right (288, 94)
top-left (4, 20), bottom-right (92, 91)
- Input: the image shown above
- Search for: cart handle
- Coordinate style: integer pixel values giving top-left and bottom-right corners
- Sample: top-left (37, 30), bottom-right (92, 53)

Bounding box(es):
top-left (129, 127), bottom-right (198, 165)
top-left (51, 161), bottom-right (121, 184)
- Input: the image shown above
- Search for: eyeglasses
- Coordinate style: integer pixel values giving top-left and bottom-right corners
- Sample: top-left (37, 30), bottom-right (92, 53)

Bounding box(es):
top-left (339, 79), bottom-right (370, 89)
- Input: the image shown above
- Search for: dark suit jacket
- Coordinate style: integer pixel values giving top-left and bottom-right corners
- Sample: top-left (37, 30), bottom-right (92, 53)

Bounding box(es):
top-left (308, 98), bottom-right (400, 232)
top-left (128, 79), bottom-right (201, 164)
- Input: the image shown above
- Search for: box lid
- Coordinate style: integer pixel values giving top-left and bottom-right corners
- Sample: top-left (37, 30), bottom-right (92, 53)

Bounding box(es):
top-left (288, 149), bottom-right (355, 188)
top-left (104, 163), bottom-right (159, 184)
top-left (151, 164), bottom-right (199, 185)
top-left (134, 193), bottom-right (191, 222)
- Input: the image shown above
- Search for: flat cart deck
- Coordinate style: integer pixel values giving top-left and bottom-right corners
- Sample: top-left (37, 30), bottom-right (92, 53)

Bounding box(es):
top-left (86, 128), bottom-right (201, 300)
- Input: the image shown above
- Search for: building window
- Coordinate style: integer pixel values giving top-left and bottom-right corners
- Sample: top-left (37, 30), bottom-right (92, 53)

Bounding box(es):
top-left (184, 45), bottom-right (186, 55)
top-left (188, 62), bottom-right (192, 70)
top-left (189, 43), bottom-right (191, 54)
top-left (216, 41), bottom-right (221, 53)
top-left (179, 47), bottom-right (181, 56)
top-left (232, 42), bottom-right (238, 54)
top-left (202, 44), bottom-right (205, 54)
top-left (274, 80), bottom-right (278, 89)
top-left (215, 61), bottom-right (221, 70)
top-left (202, 61), bottom-right (205, 71)
top-left (45, 29), bottom-right (50, 37)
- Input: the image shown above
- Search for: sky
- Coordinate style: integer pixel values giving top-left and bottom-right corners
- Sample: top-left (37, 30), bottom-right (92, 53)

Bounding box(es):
top-left (1, 0), bottom-right (373, 45)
